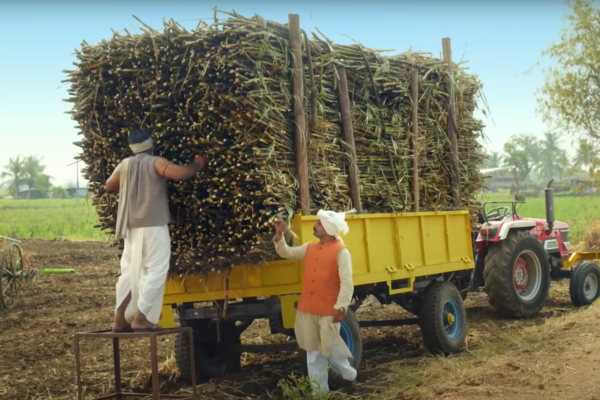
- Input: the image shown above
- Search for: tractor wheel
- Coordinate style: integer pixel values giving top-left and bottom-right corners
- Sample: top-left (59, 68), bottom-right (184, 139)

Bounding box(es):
top-left (419, 281), bottom-right (467, 355)
top-left (569, 261), bottom-right (600, 307)
top-left (297, 310), bottom-right (363, 389)
top-left (483, 230), bottom-right (550, 318)
top-left (175, 322), bottom-right (241, 383)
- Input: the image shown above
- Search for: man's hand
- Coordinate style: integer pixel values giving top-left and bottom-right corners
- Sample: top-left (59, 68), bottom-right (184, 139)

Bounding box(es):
top-left (333, 308), bottom-right (346, 323)
top-left (195, 154), bottom-right (208, 170)
top-left (275, 218), bottom-right (285, 241)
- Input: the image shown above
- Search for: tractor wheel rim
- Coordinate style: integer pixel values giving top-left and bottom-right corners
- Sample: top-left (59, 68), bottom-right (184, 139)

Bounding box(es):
top-left (583, 273), bottom-right (598, 300)
top-left (513, 258), bottom-right (529, 293)
top-left (513, 251), bottom-right (542, 301)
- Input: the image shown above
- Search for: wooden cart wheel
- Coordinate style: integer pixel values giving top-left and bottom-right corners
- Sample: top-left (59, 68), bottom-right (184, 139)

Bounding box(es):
top-left (0, 244), bottom-right (23, 310)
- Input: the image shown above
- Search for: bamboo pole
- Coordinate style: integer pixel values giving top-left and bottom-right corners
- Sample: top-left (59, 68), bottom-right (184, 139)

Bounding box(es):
top-left (442, 37), bottom-right (461, 208)
top-left (410, 68), bottom-right (420, 212)
top-left (336, 65), bottom-right (362, 213)
top-left (303, 31), bottom-right (318, 130)
top-left (288, 14), bottom-right (310, 215)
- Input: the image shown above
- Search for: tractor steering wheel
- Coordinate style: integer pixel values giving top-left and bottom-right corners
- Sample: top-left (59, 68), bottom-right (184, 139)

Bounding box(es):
top-left (485, 206), bottom-right (510, 221)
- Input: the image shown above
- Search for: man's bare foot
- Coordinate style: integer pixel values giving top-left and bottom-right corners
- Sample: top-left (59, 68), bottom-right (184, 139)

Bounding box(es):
top-left (131, 311), bottom-right (164, 332)
top-left (113, 292), bottom-right (133, 332)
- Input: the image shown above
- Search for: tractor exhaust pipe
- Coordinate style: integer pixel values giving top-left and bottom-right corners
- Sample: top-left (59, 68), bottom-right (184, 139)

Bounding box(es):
top-left (545, 179), bottom-right (555, 233)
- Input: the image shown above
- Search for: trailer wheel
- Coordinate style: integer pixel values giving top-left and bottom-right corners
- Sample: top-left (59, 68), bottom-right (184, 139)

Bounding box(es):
top-left (297, 310), bottom-right (363, 389)
top-left (419, 281), bottom-right (467, 355)
top-left (483, 230), bottom-right (550, 318)
top-left (175, 322), bottom-right (241, 383)
top-left (569, 261), bottom-right (600, 307)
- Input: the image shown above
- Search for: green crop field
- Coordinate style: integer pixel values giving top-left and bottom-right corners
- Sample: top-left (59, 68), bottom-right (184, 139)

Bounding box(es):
top-left (0, 199), bottom-right (105, 241)
top-left (0, 194), bottom-right (599, 243)
top-left (479, 192), bottom-right (600, 242)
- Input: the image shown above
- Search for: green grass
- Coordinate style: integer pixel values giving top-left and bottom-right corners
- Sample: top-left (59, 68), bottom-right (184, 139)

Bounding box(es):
top-left (0, 193), bottom-right (598, 243)
top-left (0, 198), bottom-right (107, 241)
top-left (479, 191), bottom-right (600, 242)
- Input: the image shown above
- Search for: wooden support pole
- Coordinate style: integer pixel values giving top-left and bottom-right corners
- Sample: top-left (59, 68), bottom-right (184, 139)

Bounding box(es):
top-left (410, 68), bottom-right (420, 212)
top-left (336, 65), bottom-right (363, 214)
top-left (288, 14), bottom-right (310, 215)
top-left (442, 37), bottom-right (462, 208)
top-left (303, 31), bottom-right (318, 130)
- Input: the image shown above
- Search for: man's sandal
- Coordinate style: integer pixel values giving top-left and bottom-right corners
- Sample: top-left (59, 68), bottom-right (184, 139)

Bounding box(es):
top-left (133, 322), bottom-right (165, 332)
top-left (112, 324), bottom-right (134, 333)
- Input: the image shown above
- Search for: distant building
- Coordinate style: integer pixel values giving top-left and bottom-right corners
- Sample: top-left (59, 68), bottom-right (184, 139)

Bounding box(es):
top-left (66, 187), bottom-right (88, 198)
top-left (17, 189), bottom-right (48, 199)
top-left (481, 167), bottom-right (517, 192)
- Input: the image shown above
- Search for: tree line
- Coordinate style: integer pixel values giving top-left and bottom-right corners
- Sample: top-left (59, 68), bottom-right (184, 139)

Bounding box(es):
top-left (0, 156), bottom-right (70, 199)
top-left (480, 132), bottom-right (597, 187)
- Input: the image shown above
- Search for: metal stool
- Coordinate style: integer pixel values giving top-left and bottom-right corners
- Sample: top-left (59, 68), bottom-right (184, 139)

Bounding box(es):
top-left (74, 327), bottom-right (196, 400)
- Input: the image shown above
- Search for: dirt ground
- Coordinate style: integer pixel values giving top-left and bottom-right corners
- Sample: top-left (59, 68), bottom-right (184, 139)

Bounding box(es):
top-left (1, 240), bottom-right (600, 400)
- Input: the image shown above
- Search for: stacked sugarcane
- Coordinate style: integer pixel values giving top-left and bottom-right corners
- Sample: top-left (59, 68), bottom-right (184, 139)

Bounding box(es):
top-left (64, 10), bottom-right (485, 274)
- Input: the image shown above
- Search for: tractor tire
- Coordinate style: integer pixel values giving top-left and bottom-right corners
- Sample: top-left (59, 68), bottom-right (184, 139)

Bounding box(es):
top-left (297, 310), bottom-right (363, 389)
top-left (419, 281), bottom-right (467, 355)
top-left (569, 261), bottom-right (600, 307)
top-left (483, 230), bottom-right (550, 318)
top-left (175, 324), bottom-right (241, 383)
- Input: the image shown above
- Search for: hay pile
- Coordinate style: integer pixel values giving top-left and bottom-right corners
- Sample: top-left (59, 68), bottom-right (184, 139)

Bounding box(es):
top-left (65, 10), bottom-right (485, 273)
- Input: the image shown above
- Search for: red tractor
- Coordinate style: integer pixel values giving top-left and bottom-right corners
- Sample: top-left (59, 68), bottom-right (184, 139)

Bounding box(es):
top-left (471, 180), bottom-right (600, 318)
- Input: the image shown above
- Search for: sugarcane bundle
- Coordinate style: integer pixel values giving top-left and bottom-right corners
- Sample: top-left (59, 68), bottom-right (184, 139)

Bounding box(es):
top-left (64, 10), bottom-right (485, 274)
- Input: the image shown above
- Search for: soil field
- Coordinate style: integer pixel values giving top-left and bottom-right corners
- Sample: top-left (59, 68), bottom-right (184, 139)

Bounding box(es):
top-left (1, 240), bottom-right (600, 400)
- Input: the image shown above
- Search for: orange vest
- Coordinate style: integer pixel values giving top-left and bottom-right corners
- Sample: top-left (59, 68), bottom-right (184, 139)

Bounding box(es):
top-left (297, 240), bottom-right (347, 316)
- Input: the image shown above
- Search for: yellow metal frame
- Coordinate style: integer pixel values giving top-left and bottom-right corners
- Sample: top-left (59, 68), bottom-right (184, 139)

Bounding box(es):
top-left (563, 252), bottom-right (600, 269)
top-left (159, 210), bottom-right (475, 328)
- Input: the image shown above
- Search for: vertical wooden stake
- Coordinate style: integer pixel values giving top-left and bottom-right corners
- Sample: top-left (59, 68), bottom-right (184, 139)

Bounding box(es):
top-left (410, 68), bottom-right (420, 212)
top-left (336, 65), bottom-right (363, 214)
top-left (442, 37), bottom-right (462, 208)
top-left (289, 14), bottom-right (310, 215)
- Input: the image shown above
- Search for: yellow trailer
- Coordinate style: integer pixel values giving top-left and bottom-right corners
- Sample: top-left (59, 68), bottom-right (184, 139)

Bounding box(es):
top-left (159, 210), bottom-right (475, 382)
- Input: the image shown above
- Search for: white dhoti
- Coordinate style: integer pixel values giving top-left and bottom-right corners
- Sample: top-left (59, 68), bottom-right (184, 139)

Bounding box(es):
top-left (295, 310), bottom-right (357, 394)
top-left (115, 225), bottom-right (171, 324)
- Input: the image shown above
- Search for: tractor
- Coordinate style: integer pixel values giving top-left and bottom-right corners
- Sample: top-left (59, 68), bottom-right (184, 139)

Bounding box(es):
top-left (471, 180), bottom-right (600, 318)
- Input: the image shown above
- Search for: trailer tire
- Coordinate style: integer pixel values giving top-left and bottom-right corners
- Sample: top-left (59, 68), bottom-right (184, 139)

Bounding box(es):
top-left (419, 281), bottom-right (467, 355)
top-left (483, 230), bottom-right (550, 318)
top-left (297, 310), bottom-right (362, 389)
top-left (175, 323), bottom-right (241, 383)
top-left (569, 261), bottom-right (600, 307)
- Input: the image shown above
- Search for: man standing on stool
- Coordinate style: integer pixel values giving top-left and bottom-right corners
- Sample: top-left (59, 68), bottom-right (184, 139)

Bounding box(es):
top-left (274, 210), bottom-right (357, 395)
top-left (105, 128), bottom-right (207, 332)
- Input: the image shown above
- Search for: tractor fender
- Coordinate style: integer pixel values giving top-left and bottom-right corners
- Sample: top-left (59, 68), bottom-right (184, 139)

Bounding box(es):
top-left (497, 221), bottom-right (536, 241)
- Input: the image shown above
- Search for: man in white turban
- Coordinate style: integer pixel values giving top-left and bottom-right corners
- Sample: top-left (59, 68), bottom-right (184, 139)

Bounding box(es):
top-left (105, 128), bottom-right (207, 332)
top-left (274, 209), bottom-right (356, 395)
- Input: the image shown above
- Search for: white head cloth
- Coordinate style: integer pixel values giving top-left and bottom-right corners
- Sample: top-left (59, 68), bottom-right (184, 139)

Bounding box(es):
top-left (130, 137), bottom-right (153, 154)
top-left (317, 209), bottom-right (355, 237)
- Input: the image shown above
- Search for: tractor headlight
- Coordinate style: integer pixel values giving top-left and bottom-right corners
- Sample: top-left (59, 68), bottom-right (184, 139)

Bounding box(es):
top-left (480, 225), bottom-right (499, 238)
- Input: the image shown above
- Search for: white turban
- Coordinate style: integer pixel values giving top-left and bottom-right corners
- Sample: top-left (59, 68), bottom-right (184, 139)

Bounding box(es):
top-left (317, 209), bottom-right (354, 237)
top-left (130, 137), bottom-right (153, 154)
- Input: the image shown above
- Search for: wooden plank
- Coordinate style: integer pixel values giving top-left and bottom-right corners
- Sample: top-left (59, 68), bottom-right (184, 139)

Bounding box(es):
top-left (288, 14), bottom-right (310, 215)
top-left (442, 37), bottom-right (462, 208)
top-left (336, 65), bottom-right (363, 213)
top-left (410, 68), bottom-right (420, 212)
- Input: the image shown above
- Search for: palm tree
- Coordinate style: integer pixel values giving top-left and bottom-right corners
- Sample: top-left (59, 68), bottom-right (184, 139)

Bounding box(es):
top-left (537, 131), bottom-right (562, 181)
top-left (514, 134), bottom-right (540, 186)
top-left (1, 156), bottom-right (25, 198)
top-left (482, 151), bottom-right (503, 168)
top-left (22, 155), bottom-right (51, 198)
top-left (573, 138), bottom-right (597, 171)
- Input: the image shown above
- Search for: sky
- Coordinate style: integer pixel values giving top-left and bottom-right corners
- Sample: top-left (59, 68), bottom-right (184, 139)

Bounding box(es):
top-left (0, 0), bottom-right (571, 188)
